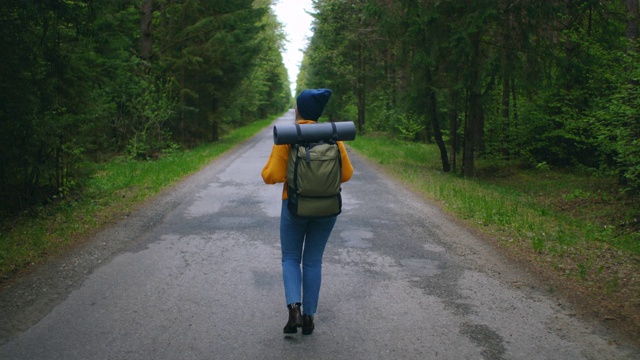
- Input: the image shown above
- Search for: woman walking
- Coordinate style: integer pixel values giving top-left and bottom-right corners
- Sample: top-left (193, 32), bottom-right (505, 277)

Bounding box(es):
top-left (261, 89), bottom-right (354, 335)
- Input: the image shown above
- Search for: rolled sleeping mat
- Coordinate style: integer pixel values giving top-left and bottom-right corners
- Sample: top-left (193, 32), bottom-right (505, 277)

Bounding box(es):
top-left (273, 121), bottom-right (356, 145)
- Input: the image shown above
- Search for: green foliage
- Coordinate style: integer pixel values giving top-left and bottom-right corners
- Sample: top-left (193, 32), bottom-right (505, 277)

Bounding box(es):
top-left (301, 0), bottom-right (639, 192)
top-left (125, 78), bottom-right (175, 159)
top-left (0, 0), bottom-right (139, 214)
top-left (302, 0), bottom-right (376, 124)
top-left (152, 0), bottom-right (289, 143)
top-left (366, 107), bottom-right (396, 133)
top-left (0, 0), bottom-right (289, 215)
top-left (395, 112), bottom-right (425, 141)
top-left (0, 116), bottom-right (275, 276)
top-left (589, 47), bottom-right (640, 191)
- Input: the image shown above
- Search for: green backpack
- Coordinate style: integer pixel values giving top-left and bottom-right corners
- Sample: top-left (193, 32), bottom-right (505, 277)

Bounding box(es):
top-left (286, 129), bottom-right (342, 218)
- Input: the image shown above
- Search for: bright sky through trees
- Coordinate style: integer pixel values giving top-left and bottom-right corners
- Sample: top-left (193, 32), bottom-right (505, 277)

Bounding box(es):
top-left (272, 0), bottom-right (313, 96)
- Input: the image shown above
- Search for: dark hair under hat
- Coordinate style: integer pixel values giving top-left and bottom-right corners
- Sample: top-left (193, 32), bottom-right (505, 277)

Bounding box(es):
top-left (296, 89), bottom-right (332, 121)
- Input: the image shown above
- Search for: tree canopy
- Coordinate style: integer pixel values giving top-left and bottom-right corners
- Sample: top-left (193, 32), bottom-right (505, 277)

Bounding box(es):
top-left (300, 0), bottom-right (640, 185)
top-left (0, 0), bottom-right (291, 215)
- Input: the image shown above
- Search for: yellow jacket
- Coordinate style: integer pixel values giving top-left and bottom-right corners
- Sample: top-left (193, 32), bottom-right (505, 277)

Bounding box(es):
top-left (261, 120), bottom-right (354, 200)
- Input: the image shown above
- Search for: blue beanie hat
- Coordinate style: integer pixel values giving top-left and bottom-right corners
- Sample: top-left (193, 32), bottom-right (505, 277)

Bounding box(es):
top-left (296, 89), bottom-right (332, 121)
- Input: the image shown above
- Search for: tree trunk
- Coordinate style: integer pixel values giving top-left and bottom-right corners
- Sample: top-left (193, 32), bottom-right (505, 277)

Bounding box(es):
top-left (356, 42), bottom-right (366, 132)
top-left (500, 0), bottom-right (511, 125)
top-left (625, 0), bottom-right (639, 86)
top-left (358, 89), bottom-right (366, 132)
top-left (429, 92), bottom-right (450, 172)
top-left (211, 117), bottom-right (219, 142)
top-left (511, 78), bottom-right (518, 125)
top-left (501, 78), bottom-right (510, 124)
top-left (386, 48), bottom-right (398, 113)
top-left (462, 104), bottom-right (475, 178)
top-left (55, 141), bottom-right (61, 191)
top-left (626, 0), bottom-right (639, 44)
top-left (357, 90), bottom-right (365, 132)
top-left (179, 63), bottom-right (185, 143)
top-left (463, 31), bottom-right (482, 177)
top-left (449, 90), bottom-right (459, 173)
top-left (565, 0), bottom-right (575, 91)
top-left (211, 98), bottom-right (219, 142)
top-left (623, 0), bottom-right (640, 186)
top-left (140, 0), bottom-right (153, 62)
top-left (501, 77), bottom-right (510, 156)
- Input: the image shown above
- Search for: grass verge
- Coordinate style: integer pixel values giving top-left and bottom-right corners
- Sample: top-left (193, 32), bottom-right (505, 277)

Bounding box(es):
top-left (0, 116), bottom-right (276, 279)
top-left (349, 132), bottom-right (640, 337)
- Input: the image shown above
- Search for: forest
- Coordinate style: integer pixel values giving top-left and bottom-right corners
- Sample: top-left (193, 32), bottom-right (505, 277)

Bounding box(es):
top-left (0, 0), bottom-right (291, 216)
top-left (2, 0), bottom-right (639, 217)
top-left (1, 0), bottom-right (638, 336)
top-left (298, 0), bottom-right (640, 185)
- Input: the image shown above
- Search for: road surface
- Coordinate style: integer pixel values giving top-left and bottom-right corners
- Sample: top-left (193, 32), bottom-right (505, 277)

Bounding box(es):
top-left (0, 110), bottom-right (637, 359)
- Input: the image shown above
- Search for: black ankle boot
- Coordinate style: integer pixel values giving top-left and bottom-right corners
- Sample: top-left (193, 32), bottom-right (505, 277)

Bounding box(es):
top-left (302, 314), bottom-right (314, 335)
top-left (283, 303), bottom-right (302, 334)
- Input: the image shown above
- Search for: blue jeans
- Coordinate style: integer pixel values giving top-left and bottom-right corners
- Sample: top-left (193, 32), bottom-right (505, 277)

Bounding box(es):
top-left (280, 200), bottom-right (337, 316)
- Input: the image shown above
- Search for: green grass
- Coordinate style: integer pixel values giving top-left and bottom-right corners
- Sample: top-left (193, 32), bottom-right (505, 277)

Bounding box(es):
top-left (0, 116), bottom-right (277, 277)
top-left (349, 132), bottom-right (640, 323)
top-left (350, 133), bottom-right (639, 255)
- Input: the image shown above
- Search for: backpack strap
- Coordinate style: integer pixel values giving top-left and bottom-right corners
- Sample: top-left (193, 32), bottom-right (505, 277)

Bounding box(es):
top-left (305, 145), bottom-right (312, 163)
top-left (295, 124), bottom-right (304, 143)
top-left (327, 122), bottom-right (341, 167)
top-left (294, 123), bottom-right (313, 163)
top-left (329, 122), bottom-right (338, 144)
top-left (291, 142), bottom-right (300, 195)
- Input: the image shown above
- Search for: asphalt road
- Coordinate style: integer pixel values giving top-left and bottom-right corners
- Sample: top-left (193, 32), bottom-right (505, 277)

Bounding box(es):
top-left (0, 110), bottom-right (638, 359)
